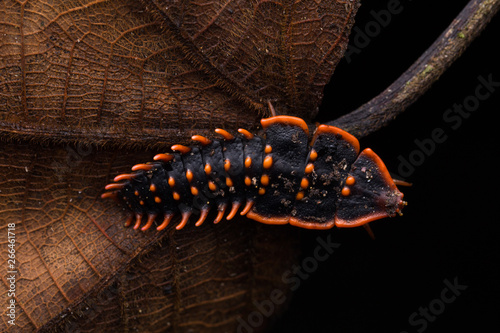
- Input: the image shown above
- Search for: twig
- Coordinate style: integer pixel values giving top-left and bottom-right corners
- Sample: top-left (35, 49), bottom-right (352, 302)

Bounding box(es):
top-left (328, 0), bottom-right (500, 137)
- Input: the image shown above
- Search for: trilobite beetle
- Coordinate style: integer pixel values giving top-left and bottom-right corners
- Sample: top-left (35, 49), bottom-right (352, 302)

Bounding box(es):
top-left (102, 115), bottom-right (407, 232)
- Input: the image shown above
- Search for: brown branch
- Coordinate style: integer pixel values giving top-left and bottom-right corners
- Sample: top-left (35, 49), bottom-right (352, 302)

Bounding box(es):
top-left (328, 0), bottom-right (500, 137)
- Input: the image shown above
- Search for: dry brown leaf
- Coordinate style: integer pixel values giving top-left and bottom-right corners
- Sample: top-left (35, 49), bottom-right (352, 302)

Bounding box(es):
top-left (0, 0), bottom-right (359, 331)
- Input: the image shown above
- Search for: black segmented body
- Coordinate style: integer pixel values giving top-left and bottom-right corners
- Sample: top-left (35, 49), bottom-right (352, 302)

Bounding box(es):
top-left (102, 116), bottom-right (406, 231)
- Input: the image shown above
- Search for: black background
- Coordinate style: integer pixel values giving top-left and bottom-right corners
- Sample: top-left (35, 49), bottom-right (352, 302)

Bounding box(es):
top-left (271, 1), bottom-right (499, 332)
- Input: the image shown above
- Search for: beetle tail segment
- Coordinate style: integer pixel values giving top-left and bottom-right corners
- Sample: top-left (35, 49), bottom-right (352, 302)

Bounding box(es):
top-left (335, 148), bottom-right (406, 228)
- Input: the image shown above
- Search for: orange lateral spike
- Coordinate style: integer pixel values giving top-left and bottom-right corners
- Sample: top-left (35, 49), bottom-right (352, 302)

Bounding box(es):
top-left (195, 208), bottom-right (210, 227)
top-left (101, 192), bottom-right (118, 200)
top-left (215, 128), bottom-right (235, 140)
top-left (176, 211), bottom-right (192, 230)
top-left (260, 116), bottom-right (309, 136)
top-left (113, 173), bottom-right (136, 182)
top-left (133, 213), bottom-right (143, 230)
top-left (171, 144), bottom-right (191, 154)
top-left (214, 204), bottom-right (227, 224)
top-left (104, 183), bottom-right (125, 191)
top-left (240, 200), bottom-right (254, 215)
top-left (131, 163), bottom-right (153, 171)
top-left (238, 128), bottom-right (254, 139)
top-left (192, 135), bottom-right (212, 146)
top-left (157, 214), bottom-right (174, 231)
top-left (124, 214), bottom-right (134, 227)
top-left (226, 202), bottom-right (241, 220)
top-left (154, 153), bottom-right (174, 162)
top-left (141, 214), bottom-right (157, 231)
top-left (101, 191), bottom-right (118, 200)
top-left (214, 210), bottom-right (225, 224)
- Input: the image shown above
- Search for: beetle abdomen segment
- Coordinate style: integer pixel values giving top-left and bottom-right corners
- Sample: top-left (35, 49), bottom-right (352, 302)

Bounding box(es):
top-left (289, 125), bottom-right (360, 229)
top-left (246, 116), bottom-right (310, 224)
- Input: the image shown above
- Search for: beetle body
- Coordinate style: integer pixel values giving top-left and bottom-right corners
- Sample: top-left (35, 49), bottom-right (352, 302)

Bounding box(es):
top-left (102, 116), bottom-right (406, 231)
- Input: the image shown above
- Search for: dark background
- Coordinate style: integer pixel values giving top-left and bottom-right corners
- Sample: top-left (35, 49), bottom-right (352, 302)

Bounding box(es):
top-left (271, 1), bottom-right (499, 332)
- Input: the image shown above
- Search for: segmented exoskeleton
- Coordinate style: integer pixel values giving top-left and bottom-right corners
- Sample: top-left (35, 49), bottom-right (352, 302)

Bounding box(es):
top-left (102, 116), bottom-right (406, 232)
